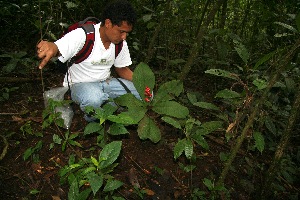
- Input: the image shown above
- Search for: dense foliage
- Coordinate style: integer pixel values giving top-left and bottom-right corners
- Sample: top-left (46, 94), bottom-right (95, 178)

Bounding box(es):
top-left (0, 0), bottom-right (299, 199)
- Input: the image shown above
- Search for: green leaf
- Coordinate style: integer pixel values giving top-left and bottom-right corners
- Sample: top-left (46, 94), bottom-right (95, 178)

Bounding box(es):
top-left (161, 116), bottom-right (182, 129)
top-left (253, 50), bottom-right (277, 69)
top-left (87, 172), bottom-right (103, 195)
top-left (99, 141), bottom-right (122, 169)
top-left (174, 139), bottom-right (186, 159)
top-left (192, 134), bottom-right (209, 150)
top-left (133, 62), bottom-right (155, 99)
top-left (152, 101), bottom-right (189, 118)
top-left (108, 123), bottom-right (129, 135)
top-left (233, 39), bottom-right (249, 64)
top-left (265, 116), bottom-right (277, 135)
top-left (77, 188), bottom-right (92, 200)
top-left (103, 179), bottom-right (123, 192)
top-left (187, 92), bottom-right (198, 104)
top-left (108, 112), bottom-right (137, 125)
top-left (274, 22), bottom-right (298, 33)
top-left (91, 156), bottom-right (99, 167)
top-left (253, 132), bottom-right (265, 153)
top-left (84, 122), bottom-right (102, 135)
top-left (203, 178), bottom-right (214, 190)
top-left (137, 115), bottom-right (161, 143)
top-left (185, 139), bottom-right (194, 159)
top-left (253, 78), bottom-right (268, 90)
top-left (160, 80), bottom-right (183, 97)
top-left (215, 89), bottom-right (241, 99)
top-left (193, 101), bottom-right (220, 111)
top-left (153, 80), bottom-right (183, 104)
top-left (30, 189), bottom-right (40, 195)
top-left (205, 69), bottom-right (238, 80)
top-left (201, 121), bottom-right (223, 134)
top-left (23, 147), bottom-right (33, 160)
top-left (68, 178), bottom-right (79, 200)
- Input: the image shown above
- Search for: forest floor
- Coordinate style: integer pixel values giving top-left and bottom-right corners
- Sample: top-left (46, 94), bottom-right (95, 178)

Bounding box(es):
top-left (0, 67), bottom-right (293, 200)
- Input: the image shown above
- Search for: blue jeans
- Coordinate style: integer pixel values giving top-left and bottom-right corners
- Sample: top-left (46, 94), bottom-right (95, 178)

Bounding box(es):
top-left (70, 78), bottom-right (141, 121)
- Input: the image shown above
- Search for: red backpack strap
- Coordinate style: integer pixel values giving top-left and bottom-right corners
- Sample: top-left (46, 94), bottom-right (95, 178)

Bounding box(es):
top-left (115, 41), bottom-right (124, 58)
top-left (70, 23), bottom-right (96, 64)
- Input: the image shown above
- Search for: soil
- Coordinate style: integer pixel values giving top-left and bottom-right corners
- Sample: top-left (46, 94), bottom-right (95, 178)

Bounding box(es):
top-left (0, 68), bottom-right (290, 200)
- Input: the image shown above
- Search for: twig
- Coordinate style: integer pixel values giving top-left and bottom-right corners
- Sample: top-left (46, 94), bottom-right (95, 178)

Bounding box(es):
top-left (0, 135), bottom-right (9, 160)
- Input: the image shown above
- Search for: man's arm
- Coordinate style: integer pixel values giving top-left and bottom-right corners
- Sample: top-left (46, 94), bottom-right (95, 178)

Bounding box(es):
top-left (36, 40), bottom-right (60, 69)
top-left (115, 67), bottom-right (133, 81)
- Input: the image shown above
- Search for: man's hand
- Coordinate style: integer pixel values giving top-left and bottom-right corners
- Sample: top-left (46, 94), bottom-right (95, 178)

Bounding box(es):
top-left (36, 40), bottom-right (59, 69)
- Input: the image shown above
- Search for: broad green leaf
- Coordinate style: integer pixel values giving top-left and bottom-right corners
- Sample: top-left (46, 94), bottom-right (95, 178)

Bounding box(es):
top-left (99, 141), bottom-right (122, 169)
top-left (265, 116), bottom-right (277, 135)
top-left (187, 92), bottom-right (198, 104)
top-left (137, 115), bottom-right (161, 143)
top-left (159, 80), bottom-right (183, 97)
top-left (68, 178), bottom-right (79, 200)
top-left (205, 69), bottom-right (238, 80)
top-left (253, 50), bottom-right (277, 69)
top-left (185, 139), bottom-right (193, 159)
top-left (84, 122), bottom-right (102, 135)
top-left (253, 78), bottom-right (267, 90)
top-left (102, 103), bottom-right (118, 116)
top-left (203, 178), bottom-right (214, 190)
top-left (108, 113), bottom-right (137, 125)
top-left (87, 172), bottom-right (103, 195)
top-left (233, 39), bottom-right (249, 64)
top-left (114, 93), bottom-right (146, 122)
top-left (215, 89), bottom-right (241, 99)
top-left (108, 123), bottom-right (128, 135)
top-left (201, 121), bottom-right (223, 133)
top-left (193, 101), bottom-right (220, 111)
top-left (161, 116), bottom-right (182, 129)
top-left (77, 188), bottom-right (92, 200)
top-left (114, 93), bottom-right (144, 109)
top-left (103, 179), bottom-right (123, 192)
top-left (192, 133), bottom-right (209, 150)
top-left (152, 101), bottom-right (189, 118)
top-left (133, 62), bottom-right (155, 99)
top-left (253, 132), bottom-right (265, 153)
top-left (81, 167), bottom-right (97, 175)
top-left (153, 80), bottom-right (183, 105)
top-left (174, 139), bottom-right (186, 159)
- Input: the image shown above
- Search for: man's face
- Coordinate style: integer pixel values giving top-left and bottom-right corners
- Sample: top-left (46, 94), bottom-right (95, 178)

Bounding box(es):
top-left (105, 20), bottom-right (132, 44)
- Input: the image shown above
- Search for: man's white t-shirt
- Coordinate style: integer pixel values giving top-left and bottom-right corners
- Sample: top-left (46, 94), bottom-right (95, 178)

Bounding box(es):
top-left (54, 23), bottom-right (132, 87)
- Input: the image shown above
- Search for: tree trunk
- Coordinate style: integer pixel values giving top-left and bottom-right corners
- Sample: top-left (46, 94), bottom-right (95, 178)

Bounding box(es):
top-left (260, 83), bottom-right (300, 199)
top-left (178, 0), bottom-right (225, 81)
top-left (219, 0), bottom-right (228, 29)
top-left (216, 37), bottom-right (300, 187)
top-left (145, 1), bottom-right (171, 64)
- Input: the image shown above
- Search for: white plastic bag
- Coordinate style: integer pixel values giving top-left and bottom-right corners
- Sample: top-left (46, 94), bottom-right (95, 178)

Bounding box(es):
top-left (43, 87), bottom-right (74, 129)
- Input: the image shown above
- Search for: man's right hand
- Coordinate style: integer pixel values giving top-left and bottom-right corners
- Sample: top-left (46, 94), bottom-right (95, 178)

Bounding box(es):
top-left (36, 40), bottom-right (59, 69)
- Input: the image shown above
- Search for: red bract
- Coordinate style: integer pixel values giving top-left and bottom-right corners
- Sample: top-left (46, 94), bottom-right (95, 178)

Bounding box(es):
top-left (144, 86), bottom-right (152, 102)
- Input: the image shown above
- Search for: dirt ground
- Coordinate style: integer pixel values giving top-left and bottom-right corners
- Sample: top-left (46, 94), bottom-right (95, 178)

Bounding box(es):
top-left (0, 69), bottom-right (279, 200)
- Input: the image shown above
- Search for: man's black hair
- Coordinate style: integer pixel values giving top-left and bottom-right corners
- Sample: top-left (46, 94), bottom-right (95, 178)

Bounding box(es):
top-left (101, 0), bottom-right (137, 26)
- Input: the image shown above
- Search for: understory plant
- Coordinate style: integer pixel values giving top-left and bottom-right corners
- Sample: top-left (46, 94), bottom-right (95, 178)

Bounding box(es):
top-left (59, 141), bottom-right (123, 199)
